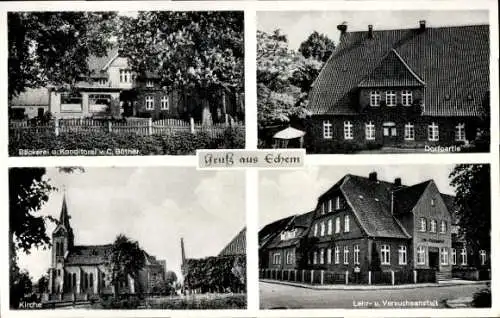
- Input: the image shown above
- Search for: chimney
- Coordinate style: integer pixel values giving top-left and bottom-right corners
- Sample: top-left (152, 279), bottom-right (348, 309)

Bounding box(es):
top-left (419, 20), bottom-right (426, 32)
top-left (368, 24), bottom-right (374, 39)
top-left (180, 238), bottom-right (186, 265)
top-left (337, 22), bottom-right (348, 34)
top-left (368, 172), bottom-right (377, 181)
top-left (394, 178), bottom-right (402, 187)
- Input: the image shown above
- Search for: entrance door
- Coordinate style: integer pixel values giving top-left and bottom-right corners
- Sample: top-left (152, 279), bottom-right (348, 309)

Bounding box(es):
top-left (37, 108), bottom-right (44, 117)
top-left (429, 251), bottom-right (440, 271)
top-left (382, 122), bottom-right (398, 146)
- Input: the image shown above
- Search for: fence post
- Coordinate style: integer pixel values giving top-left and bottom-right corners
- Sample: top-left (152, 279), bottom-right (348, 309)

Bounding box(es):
top-left (391, 270), bottom-right (395, 285)
top-left (148, 117), bottom-right (153, 136)
top-left (345, 271), bottom-right (349, 285)
top-left (55, 118), bottom-right (59, 137)
top-left (310, 270), bottom-right (314, 284)
top-left (288, 269), bottom-right (291, 281)
top-left (108, 121), bottom-right (112, 133)
top-left (413, 270), bottom-right (417, 284)
top-left (294, 269), bottom-right (297, 282)
top-left (321, 270), bottom-right (324, 285)
top-left (302, 269), bottom-right (305, 283)
top-left (368, 271), bottom-right (372, 285)
top-left (190, 117), bottom-right (195, 134)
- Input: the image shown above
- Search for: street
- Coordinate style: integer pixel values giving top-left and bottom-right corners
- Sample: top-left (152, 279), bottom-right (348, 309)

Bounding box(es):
top-left (260, 281), bottom-right (487, 309)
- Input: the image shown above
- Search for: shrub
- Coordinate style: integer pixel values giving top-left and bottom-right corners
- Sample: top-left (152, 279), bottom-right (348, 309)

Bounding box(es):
top-left (149, 294), bottom-right (246, 309)
top-left (472, 286), bottom-right (491, 307)
top-left (99, 294), bottom-right (142, 309)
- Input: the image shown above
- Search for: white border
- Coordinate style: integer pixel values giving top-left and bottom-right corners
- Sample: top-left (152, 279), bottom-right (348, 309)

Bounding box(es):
top-left (1, 0), bottom-right (498, 317)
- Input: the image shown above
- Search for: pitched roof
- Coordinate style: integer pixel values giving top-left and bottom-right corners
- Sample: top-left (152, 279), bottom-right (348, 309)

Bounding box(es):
top-left (66, 244), bottom-right (113, 265)
top-left (218, 228), bottom-right (246, 256)
top-left (263, 211), bottom-right (315, 249)
top-left (441, 193), bottom-right (459, 224)
top-left (309, 24), bottom-right (489, 117)
top-left (259, 215), bottom-right (294, 248)
top-left (393, 180), bottom-right (432, 215)
top-left (339, 175), bottom-right (411, 239)
top-left (87, 47), bottom-right (120, 77)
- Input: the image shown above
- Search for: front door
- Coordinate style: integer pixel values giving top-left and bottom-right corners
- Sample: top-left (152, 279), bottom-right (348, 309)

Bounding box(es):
top-left (429, 250), bottom-right (440, 271)
top-left (382, 122), bottom-right (397, 146)
top-left (37, 108), bottom-right (45, 118)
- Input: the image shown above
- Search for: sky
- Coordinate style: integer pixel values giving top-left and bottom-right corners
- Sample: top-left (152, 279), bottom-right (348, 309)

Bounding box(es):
top-left (259, 165), bottom-right (458, 227)
top-left (16, 167), bottom-right (245, 281)
top-left (257, 10), bottom-right (489, 50)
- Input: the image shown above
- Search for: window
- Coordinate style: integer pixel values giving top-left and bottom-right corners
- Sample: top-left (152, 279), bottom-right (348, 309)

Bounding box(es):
top-left (401, 90), bottom-right (413, 106)
top-left (334, 246), bottom-right (340, 264)
top-left (146, 80), bottom-right (154, 88)
top-left (335, 217), bottom-right (340, 233)
top-left (398, 245), bottom-right (407, 265)
top-left (344, 215), bottom-right (350, 232)
top-left (440, 221), bottom-right (447, 233)
top-left (145, 96), bottom-right (154, 110)
top-left (480, 250), bottom-right (487, 265)
top-left (417, 246), bottom-right (426, 265)
top-left (430, 219), bottom-right (437, 233)
top-left (428, 122), bottom-right (439, 141)
top-left (385, 90), bottom-right (396, 106)
top-left (327, 248), bottom-right (332, 264)
top-left (323, 120), bottom-right (333, 139)
top-left (273, 253), bottom-right (281, 265)
top-left (431, 199), bottom-right (435, 206)
top-left (328, 199), bottom-right (333, 212)
top-left (320, 248), bottom-right (325, 264)
top-left (320, 222), bottom-right (325, 236)
top-left (321, 202), bottom-right (325, 214)
top-left (365, 121), bottom-right (375, 140)
top-left (455, 123), bottom-right (466, 142)
top-left (344, 121), bottom-right (353, 140)
top-left (419, 218), bottom-right (427, 232)
top-left (89, 273), bottom-right (94, 288)
top-left (343, 246), bottom-right (349, 264)
top-left (380, 245), bottom-right (390, 265)
top-left (286, 251), bottom-right (295, 264)
top-left (119, 69), bottom-right (132, 83)
top-left (440, 248), bottom-right (449, 265)
top-left (335, 196), bottom-right (341, 210)
top-left (370, 91), bottom-right (381, 106)
top-left (460, 248), bottom-right (467, 265)
top-left (313, 251), bottom-right (318, 264)
top-left (327, 219), bottom-right (333, 235)
top-left (452, 248), bottom-right (456, 265)
top-left (161, 96), bottom-right (169, 110)
top-left (404, 123), bottom-right (415, 140)
top-left (98, 79), bottom-right (107, 86)
top-left (354, 244), bottom-right (360, 265)
top-left (314, 223), bottom-right (318, 237)
top-left (61, 92), bottom-right (82, 105)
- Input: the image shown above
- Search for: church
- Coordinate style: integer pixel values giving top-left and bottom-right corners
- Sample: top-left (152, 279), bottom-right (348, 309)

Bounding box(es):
top-left (48, 195), bottom-right (166, 296)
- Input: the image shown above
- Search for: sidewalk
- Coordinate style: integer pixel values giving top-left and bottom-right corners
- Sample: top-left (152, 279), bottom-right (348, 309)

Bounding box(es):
top-left (260, 278), bottom-right (489, 291)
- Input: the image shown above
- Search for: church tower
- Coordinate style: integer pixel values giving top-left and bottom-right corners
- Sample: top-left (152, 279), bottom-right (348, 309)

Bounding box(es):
top-left (49, 193), bottom-right (75, 293)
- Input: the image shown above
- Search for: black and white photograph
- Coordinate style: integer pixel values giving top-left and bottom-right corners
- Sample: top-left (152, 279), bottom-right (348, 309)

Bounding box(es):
top-left (257, 11), bottom-right (490, 153)
top-left (9, 167), bottom-right (246, 309)
top-left (259, 164), bottom-right (491, 308)
top-left (8, 11), bottom-right (245, 156)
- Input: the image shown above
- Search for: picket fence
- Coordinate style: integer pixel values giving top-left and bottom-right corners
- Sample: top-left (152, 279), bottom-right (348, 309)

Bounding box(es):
top-left (9, 118), bottom-right (243, 139)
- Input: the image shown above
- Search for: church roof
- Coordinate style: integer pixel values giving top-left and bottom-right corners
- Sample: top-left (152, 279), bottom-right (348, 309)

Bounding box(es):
top-left (65, 244), bottom-right (113, 265)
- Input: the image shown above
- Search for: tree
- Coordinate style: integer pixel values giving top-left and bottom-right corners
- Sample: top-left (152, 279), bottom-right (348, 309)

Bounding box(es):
top-left (118, 11), bottom-right (244, 125)
top-left (449, 164), bottom-right (491, 255)
top-left (8, 12), bottom-right (117, 99)
top-left (10, 269), bottom-right (33, 308)
top-left (165, 270), bottom-right (178, 285)
top-left (37, 274), bottom-right (49, 294)
top-left (299, 31), bottom-right (336, 62)
top-left (111, 234), bottom-right (146, 295)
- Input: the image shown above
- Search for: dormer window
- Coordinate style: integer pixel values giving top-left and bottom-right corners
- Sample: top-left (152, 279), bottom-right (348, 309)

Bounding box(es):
top-left (146, 80), bottom-right (154, 88)
top-left (370, 91), bottom-right (381, 106)
top-left (385, 90), bottom-right (396, 106)
top-left (401, 90), bottom-right (412, 106)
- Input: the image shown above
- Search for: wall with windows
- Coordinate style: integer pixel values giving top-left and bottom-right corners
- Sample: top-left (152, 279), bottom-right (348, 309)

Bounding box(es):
top-left (267, 247), bottom-right (297, 270)
top-left (135, 89), bottom-right (182, 119)
top-left (371, 238), bottom-right (413, 272)
top-left (358, 88), bottom-right (424, 111)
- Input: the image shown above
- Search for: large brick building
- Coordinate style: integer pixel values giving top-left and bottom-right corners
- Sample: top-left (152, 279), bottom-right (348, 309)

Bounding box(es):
top-left (306, 21), bottom-right (489, 151)
top-left (48, 195), bottom-right (166, 295)
top-left (260, 172), bottom-right (489, 279)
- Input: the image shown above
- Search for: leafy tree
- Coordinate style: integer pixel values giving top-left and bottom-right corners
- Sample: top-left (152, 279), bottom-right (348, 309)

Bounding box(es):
top-left (8, 12), bottom-right (117, 99)
top-left (449, 164), bottom-right (491, 256)
top-left (111, 234), bottom-right (146, 295)
top-left (118, 11), bottom-right (244, 125)
top-left (299, 31), bottom-right (336, 62)
top-left (165, 270), bottom-right (178, 285)
top-left (37, 274), bottom-right (49, 294)
top-left (10, 269), bottom-right (33, 308)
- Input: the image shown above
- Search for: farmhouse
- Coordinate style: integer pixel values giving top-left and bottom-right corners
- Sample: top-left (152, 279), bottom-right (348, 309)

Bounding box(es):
top-left (10, 48), bottom-right (244, 123)
top-left (307, 21), bottom-right (489, 151)
top-left (260, 172), bottom-right (489, 280)
top-left (48, 195), bottom-right (166, 295)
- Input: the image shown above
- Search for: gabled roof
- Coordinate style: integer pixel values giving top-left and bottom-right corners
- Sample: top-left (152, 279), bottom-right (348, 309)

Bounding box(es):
top-left (393, 180), bottom-right (433, 215)
top-left (259, 215), bottom-right (294, 248)
top-left (66, 244), bottom-right (113, 265)
top-left (87, 47), bottom-right (120, 78)
top-left (219, 228), bottom-right (246, 256)
top-left (309, 24), bottom-right (489, 117)
top-left (441, 193), bottom-right (459, 224)
top-left (264, 211), bottom-right (315, 249)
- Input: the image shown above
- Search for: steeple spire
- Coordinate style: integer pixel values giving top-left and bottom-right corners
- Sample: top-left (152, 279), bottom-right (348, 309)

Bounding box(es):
top-left (59, 191), bottom-right (71, 229)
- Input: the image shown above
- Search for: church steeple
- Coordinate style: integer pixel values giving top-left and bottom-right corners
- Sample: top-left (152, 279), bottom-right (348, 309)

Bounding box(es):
top-left (59, 192), bottom-right (72, 231)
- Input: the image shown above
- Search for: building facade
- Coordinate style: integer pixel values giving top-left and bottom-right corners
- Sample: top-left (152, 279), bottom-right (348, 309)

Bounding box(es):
top-left (306, 22), bottom-right (489, 151)
top-left (48, 195), bottom-right (166, 295)
top-left (260, 172), bottom-right (489, 280)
